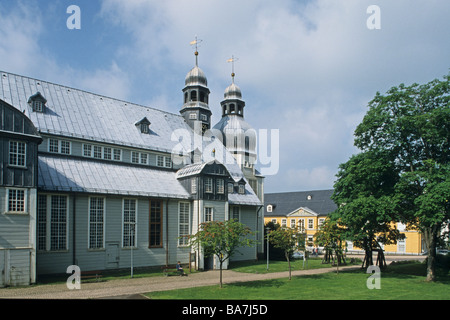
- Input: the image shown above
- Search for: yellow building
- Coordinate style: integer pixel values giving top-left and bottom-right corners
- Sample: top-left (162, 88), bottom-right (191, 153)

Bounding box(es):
top-left (264, 190), bottom-right (425, 255)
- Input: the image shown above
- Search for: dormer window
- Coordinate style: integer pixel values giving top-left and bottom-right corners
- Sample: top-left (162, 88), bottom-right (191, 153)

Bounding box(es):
top-left (28, 92), bottom-right (47, 113)
top-left (267, 205), bottom-right (273, 213)
top-left (238, 184), bottom-right (245, 194)
top-left (135, 117), bottom-right (151, 134)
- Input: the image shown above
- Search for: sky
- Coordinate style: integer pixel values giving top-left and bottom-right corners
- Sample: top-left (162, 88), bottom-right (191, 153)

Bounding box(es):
top-left (0, 0), bottom-right (449, 193)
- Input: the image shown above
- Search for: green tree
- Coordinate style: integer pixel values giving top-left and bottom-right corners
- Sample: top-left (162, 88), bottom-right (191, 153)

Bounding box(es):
top-left (188, 220), bottom-right (255, 288)
top-left (343, 74), bottom-right (449, 281)
top-left (315, 218), bottom-right (347, 273)
top-left (331, 150), bottom-right (403, 269)
top-left (268, 226), bottom-right (303, 280)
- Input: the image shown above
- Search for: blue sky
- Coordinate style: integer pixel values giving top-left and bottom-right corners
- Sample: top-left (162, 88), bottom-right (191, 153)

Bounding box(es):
top-left (1, 0), bottom-right (449, 193)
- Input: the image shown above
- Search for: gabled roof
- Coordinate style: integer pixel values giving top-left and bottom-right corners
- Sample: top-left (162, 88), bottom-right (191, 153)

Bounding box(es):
top-left (264, 189), bottom-right (337, 217)
top-left (286, 207), bottom-right (319, 217)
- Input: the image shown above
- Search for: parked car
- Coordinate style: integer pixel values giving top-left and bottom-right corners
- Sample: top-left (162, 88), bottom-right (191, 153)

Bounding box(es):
top-left (436, 249), bottom-right (449, 255)
top-left (292, 251), bottom-right (304, 259)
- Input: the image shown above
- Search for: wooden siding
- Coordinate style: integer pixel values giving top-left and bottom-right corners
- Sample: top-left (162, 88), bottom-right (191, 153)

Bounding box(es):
top-left (37, 195), bottom-right (197, 275)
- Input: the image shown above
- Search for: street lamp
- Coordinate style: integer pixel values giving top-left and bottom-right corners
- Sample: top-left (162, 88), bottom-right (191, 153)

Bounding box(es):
top-left (266, 227), bottom-right (270, 271)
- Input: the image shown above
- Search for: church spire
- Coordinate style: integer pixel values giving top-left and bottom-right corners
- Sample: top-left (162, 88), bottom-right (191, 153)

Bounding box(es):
top-left (190, 36), bottom-right (202, 67)
top-left (181, 36), bottom-right (211, 133)
top-left (227, 55), bottom-right (239, 83)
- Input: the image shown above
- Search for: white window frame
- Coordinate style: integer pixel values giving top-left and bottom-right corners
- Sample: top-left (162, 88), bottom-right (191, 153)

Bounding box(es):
top-left (191, 178), bottom-right (197, 194)
top-left (178, 202), bottom-right (190, 246)
top-left (308, 218), bottom-right (314, 229)
top-left (281, 219), bottom-right (287, 227)
top-left (36, 194), bottom-right (69, 251)
top-left (88, 197), bottom-right (105, 250)
top-left (318, 218), bottom-right (325, 229)
top-left (298, 219), bottom-right (305, 232)
top-left (32, 100), bottom-right (44, 112)
top-left (48, 139), bottom-right (59, 153)
top-left (267, 205), bottom-right (273, 213)
top-left (205, 178), bottom-right (213, 193)
top-left (204, 207), bottom-right (213, 222)
top-left (83, 144), bottom-right (93, 157)
top-left (231, 206), bottom-right (240, 221)
top-left (122, 199), bottom-right (137, 248)
top-left (49, 139), bottom-right (71, 154)
top-left (290, 219), bottom-right (296, 228)
top-left (9, 141), bottom-right (26, 167)
top-left (113, 149), bottom-right (122, 161)
top-left (157, 155), bottom-right (172, 168)
top-left (238, 184), bottom-right (245, 194)
top-left (216, 179), bottom-right (224, 194)
top-left (6, 188), bottom-right (27, 214)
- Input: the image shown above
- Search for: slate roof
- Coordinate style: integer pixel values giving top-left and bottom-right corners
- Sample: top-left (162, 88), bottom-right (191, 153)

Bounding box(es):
top-left (0, 71), bottom-right (190, 153)
top-left (38, 155), bottom-right (190, 199)
top-left (264, 189), bottom-right (337, 217)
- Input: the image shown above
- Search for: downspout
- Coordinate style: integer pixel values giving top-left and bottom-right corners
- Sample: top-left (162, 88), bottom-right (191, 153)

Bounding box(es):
top-left (256, 205), bottom-right (263, 259)
top-left (165, 199), bottom-right (169, 267)
top-left (73, 194), bottom-right (76, 266)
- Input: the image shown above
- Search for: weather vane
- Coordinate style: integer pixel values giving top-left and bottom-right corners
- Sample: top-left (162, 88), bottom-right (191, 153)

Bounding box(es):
top-left (227, 55), bottom-right (239, 82)
top-left (190, 35), bottom-right (203, 66)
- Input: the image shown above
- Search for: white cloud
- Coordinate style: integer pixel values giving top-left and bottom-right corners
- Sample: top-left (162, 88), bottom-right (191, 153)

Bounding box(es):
top-left (2, 0), bottom-right (449, 193)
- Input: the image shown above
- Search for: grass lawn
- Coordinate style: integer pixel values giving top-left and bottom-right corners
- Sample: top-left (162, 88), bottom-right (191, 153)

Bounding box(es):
top-left (229, 257), bottom-right (358, 274)
top-left (145, 261), bottom-right (450, 300)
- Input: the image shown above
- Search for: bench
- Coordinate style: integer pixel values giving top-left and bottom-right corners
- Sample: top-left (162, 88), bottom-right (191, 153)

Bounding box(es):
top-left (80, 270), bottom-right (103, 282)
top-left (162, 265), bottom-right (187, 277)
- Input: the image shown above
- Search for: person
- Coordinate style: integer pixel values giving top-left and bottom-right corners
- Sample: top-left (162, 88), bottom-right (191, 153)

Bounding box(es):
top-left (176, 261), bottom-right (184, 276)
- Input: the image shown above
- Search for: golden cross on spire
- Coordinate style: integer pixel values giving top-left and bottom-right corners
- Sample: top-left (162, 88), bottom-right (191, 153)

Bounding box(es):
top-left (190, 35), bottom-right (202, 66)
top-left (227, 55), bottom-right (239, 83)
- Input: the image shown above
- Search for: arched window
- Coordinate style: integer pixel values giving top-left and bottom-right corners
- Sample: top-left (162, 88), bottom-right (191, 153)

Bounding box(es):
top-left (230, 104), bottom-right (235, 114)
top-left (200, 91), bottom-right (205, 103)
top-left (184, 92), bottom-right (188, 103)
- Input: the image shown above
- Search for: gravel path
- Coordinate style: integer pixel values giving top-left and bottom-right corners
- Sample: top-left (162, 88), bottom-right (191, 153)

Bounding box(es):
top-left (0, 265), bottom-right (360, 300)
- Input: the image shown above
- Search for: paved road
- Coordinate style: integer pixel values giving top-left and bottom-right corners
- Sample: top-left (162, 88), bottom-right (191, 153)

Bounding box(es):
top-left (0, 255), bottom-right (425, 300)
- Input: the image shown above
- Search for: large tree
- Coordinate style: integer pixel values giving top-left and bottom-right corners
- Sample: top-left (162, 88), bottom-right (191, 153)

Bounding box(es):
top-left (331, 150), bottom-right (403, 268)
top-left (338, 74), bottom-right (449, 281)
top-left (188, 220), bottom-right (255, 288)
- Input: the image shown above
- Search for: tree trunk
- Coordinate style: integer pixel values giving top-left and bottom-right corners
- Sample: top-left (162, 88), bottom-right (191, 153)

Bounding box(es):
top-left (219, 259), bottom-right (223, 288)
top-left (286, 252), bottom-right (292, 280)
top-left (423, 226), bottom-right (439, 282)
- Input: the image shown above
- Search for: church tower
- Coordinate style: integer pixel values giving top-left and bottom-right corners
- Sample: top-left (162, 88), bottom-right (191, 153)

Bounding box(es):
top-left (213, 57), bottom-right (263, 200)
top-left (180, 38), bottom-right (212, 133)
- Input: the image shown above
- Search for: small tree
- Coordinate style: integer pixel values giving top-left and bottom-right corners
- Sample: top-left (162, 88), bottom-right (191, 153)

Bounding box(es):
top-left (188, 220), bottom-right (255, 288)
top-left (268, 226), bottom-right (303, 280)
top-left (315, 219), bottom-right (347, 273)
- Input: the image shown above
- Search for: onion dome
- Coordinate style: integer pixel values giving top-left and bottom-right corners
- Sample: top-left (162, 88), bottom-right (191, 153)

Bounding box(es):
top-left (224, 82), bottom-right (242, 99)
top-left (185, 65), bottom-right (208, 87)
